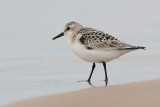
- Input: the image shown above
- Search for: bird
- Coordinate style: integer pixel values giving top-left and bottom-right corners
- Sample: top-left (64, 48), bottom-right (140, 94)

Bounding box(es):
top-left (52, 21), bottom-right (145, 82)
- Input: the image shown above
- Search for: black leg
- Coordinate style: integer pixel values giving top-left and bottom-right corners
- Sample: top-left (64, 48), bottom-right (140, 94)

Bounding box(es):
top-left (87, 63), bottom-right (96, 82)
top-left (103, 62), bottom-right (108, 81)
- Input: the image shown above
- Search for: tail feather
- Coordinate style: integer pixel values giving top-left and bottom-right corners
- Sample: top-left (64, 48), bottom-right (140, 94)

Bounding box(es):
top-left (118, 46), bottom-right (146, 50)
top-left (136, 46), bottom-right (146, 49)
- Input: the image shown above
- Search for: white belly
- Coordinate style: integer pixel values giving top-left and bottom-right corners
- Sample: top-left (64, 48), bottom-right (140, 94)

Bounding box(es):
top-left (68, 41), bottom-right (133, 63)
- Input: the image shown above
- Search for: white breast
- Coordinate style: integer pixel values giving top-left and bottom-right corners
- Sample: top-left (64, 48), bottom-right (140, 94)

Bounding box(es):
top-left (68, 39), bottom-right (133, 63)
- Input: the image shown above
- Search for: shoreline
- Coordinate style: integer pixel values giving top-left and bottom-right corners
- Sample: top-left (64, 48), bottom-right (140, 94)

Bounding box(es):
top-left (4, 79), bottom-right (160, 107)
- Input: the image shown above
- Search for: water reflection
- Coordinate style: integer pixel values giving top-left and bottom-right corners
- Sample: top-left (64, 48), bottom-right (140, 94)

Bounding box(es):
top-left (78, 80), bottom-right (108, 87)
top-left (88, 80), bottom-right (108, 87)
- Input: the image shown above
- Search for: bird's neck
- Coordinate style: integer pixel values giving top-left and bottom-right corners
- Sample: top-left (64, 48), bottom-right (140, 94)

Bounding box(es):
top-left (68, 27), bottom-right (83, 45)
top-left (67, 31), bottom-right (77, 45)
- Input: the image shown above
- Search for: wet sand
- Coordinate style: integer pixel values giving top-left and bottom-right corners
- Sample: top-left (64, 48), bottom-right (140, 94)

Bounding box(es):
top-left (4, 79), bottom-right (160, 107)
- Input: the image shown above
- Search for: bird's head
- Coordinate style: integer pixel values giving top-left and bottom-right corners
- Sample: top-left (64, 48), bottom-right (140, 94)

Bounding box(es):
top-left (52, 21), bottom-right (83, 40)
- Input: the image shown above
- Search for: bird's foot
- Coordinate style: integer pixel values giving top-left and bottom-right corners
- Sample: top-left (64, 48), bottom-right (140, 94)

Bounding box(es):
top-left (104, 79), bottom-right (108, 86)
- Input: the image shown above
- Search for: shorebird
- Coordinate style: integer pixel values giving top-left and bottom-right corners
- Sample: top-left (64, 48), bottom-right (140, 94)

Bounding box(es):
top-left (52, 22), bottom-right (145, 82)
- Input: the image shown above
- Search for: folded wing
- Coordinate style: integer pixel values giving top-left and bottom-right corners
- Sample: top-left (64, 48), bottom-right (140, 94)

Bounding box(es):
top-left (78, 27), bottom-right (143, 51)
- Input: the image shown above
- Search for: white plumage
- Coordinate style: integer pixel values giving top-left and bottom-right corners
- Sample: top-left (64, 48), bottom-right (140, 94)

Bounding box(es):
top-left (69, 39), bottom-right (133, 63)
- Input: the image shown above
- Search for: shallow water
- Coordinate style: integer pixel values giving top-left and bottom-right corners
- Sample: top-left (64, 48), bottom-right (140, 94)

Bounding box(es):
top-left (0, 0), bottom-right (160, 106)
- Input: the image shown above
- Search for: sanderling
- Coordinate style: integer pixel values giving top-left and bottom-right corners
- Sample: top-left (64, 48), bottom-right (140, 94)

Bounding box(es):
top-left (52, 22), bottom-right (145, 82)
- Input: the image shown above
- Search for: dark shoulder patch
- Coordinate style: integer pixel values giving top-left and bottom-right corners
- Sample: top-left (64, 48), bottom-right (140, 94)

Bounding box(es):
top-left (79, 36), bottom-right (85, 44)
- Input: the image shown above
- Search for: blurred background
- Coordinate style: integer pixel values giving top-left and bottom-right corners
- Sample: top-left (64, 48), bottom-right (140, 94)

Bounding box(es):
top-left (0, 0), bottom-right (160, 106)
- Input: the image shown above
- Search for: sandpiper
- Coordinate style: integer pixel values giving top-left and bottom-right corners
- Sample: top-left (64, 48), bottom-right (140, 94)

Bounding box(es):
top-left (52, 22), bottom-right (145, 82)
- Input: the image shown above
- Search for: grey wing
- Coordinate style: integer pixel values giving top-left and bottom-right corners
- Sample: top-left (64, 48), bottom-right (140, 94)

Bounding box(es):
top-left (78, 27), bottom-right (133, 50)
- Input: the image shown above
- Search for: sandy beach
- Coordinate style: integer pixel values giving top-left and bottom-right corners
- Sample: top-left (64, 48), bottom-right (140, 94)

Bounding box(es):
top-left (4, 79), bottom-right (160, 107)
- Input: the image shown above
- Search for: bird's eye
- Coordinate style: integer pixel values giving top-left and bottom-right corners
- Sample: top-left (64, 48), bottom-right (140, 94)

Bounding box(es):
top-left (66, 27), bottom-right (70, 30)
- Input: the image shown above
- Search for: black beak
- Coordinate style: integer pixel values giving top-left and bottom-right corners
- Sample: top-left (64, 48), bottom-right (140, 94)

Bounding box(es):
top-left (52, 32), bottom-right (64, 40)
